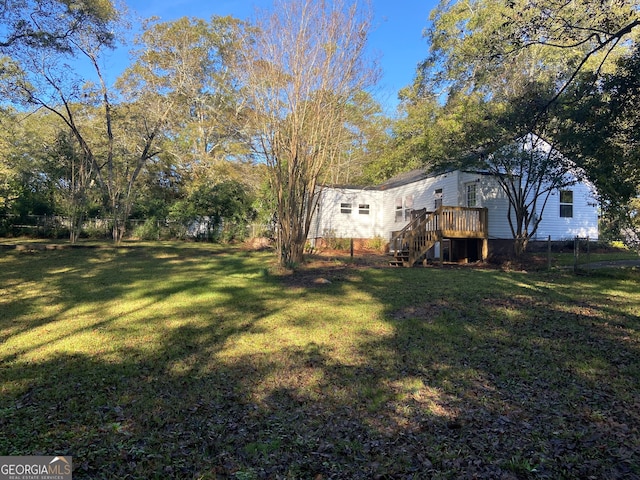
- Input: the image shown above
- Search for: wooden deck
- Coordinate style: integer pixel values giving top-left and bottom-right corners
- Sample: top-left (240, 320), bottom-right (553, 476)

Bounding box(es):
top-left (390, 206), bottom-right (488, 267)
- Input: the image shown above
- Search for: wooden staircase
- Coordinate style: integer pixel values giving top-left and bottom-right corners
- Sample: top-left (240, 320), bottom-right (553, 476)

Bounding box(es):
top-left (389, 206), bottom-right (488, 267)
top-left (389, 210), bottom-right (440, 267)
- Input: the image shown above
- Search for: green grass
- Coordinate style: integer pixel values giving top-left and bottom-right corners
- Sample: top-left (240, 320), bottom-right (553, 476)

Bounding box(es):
top-left (1, 243), bottom-right (639, 479)
top-left (524, 246), bottom-right (639, 268)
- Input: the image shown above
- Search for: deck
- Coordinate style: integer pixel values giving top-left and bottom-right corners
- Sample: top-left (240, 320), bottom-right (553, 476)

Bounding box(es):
top-left (390, 206), bottom-right (488, 267)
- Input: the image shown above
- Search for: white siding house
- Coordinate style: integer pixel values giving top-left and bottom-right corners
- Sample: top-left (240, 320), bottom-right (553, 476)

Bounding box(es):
top-left (530, 181), bottom-right (599, 241)
top-left (309, 168), bottom-right (599, 254)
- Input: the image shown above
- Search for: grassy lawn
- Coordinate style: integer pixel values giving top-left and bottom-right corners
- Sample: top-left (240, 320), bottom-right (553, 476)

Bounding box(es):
top-left (1, 243), bottom-right (639, 479)
top-left (526, 248), bottom-right (639, 269)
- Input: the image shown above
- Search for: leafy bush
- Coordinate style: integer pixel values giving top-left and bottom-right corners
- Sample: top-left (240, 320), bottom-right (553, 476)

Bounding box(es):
top-left (322, 229), bottom-right (351, 250)
top-left (365, 236), bottom-right (388, 253)
top-left (132, 218), bottom-right (161, 241)
top-left (167, 181), bottom-right (256, 243)
top-left (81, 223), bottom-right (110, 239)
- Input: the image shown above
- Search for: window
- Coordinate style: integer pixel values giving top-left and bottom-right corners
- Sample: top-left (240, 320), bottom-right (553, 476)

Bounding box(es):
top-left (466, 183), bottom-right (477, 207)
top-left (559, 190), bottom-right (573, 218)
top-left (395, 196), bottom-right (414, 221)
top-left (358, 203), bottom-right (370, 215)
top-left (404, 195), bottom-right (414, 220)
top-left (340, 203), bottom-right (352, 214)
top-left (434, 188), bottom-right (443, 209)
top-left (395, 197), bottom-right (403, 222)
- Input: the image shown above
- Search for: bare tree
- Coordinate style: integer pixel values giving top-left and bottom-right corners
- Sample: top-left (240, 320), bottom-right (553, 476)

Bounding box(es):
top-left (485, 134), bottom-right (580, 256)
top-left (239, 0), bottom-right (378, 267)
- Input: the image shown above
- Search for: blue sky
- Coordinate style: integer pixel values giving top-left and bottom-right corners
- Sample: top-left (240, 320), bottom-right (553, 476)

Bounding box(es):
top-left (122, 0), bottom-right (438, 112)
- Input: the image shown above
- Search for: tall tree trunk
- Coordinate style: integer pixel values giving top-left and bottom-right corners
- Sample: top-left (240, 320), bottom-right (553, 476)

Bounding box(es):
top-left (69, 211), bottom-right (83, 244)
top-left (514, 234), bottom-right (529, 258)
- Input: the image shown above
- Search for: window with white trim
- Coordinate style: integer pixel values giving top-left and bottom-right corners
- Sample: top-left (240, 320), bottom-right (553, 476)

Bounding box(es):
top-left (404, 195), bottom-right (414, 220)
top-left (466, 183), bottom-right (477, 207)
top-left (395, 197), bottom-right (403, 222)
top-left (340, 203), bottom-right (352, 214)
top-left (358, 203), bottom-right (370, 215)
top-left (434, 188), bottom-right (443, 209)
top-left (559, 190), bottom-right (573, 218)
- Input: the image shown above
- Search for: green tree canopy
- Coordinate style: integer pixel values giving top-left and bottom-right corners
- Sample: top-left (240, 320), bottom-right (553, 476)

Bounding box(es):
top-left (421, 0), bottom-right (638, 104)
top-left (0, 0), bottom-right (117, 51)
top-left (552, 45), bottom-right (640, 247)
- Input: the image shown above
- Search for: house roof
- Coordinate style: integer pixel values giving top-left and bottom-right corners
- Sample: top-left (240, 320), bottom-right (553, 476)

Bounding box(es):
top-left (376, 169), bottom-right (431, 190)
top-left (376, 167), bottom-right (488, 190)
top-left (321, 169), bottom-right (432, 191)
top-left (323, 168), bottom-right (494, 192)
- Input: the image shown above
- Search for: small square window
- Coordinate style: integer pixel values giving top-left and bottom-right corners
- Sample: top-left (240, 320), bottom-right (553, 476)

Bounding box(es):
top-left (340, 203), bottom-right (352, 214)
top-left (560, 190), bottom-right (573, 204)
top-left (405, 195), bottom-right (414, 209)
top-left (560, 205), bottom-right (573, 218)
top-left (358, 204), bottom-right (370, 215)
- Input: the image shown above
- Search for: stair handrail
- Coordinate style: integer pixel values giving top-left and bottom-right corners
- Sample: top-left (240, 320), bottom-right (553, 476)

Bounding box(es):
top-left (390, 208), bottom-right (442, 256)
top-left (390, 209), bottom-right (428, 253)
top-left (407, 228), bottom-right (440, 266)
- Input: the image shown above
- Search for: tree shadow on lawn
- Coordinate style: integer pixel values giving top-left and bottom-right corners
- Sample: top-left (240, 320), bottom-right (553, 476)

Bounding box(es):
top-left (1, 248), bottom-right (639, 479)
top-left (367, 268), bottom-right (640, 479)
top-left (0, 246), bottom-right (272, 345)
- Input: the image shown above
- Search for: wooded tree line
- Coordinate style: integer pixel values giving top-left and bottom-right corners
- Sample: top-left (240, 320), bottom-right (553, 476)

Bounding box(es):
top-left (0, 0), bottom-right (638, 264)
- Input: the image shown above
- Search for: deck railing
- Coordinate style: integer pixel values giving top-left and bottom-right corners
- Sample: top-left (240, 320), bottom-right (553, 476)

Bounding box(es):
top-left (390, 206), bottom-right (488, 266)
top-left (438, 206), bottom-right (488, 238)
